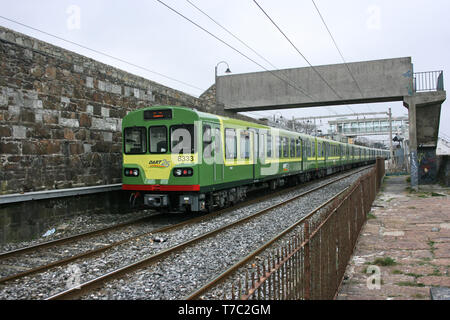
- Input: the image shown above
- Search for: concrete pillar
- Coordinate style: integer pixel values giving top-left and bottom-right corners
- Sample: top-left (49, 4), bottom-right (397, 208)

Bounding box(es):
top-left (404, 96), bottom-right (419, 189)
top-left (404, 91), bottom-right (446, 188)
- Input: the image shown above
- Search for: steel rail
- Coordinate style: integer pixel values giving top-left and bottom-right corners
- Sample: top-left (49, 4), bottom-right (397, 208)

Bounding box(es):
top-left (0, 185), bottom-right (294, 284)
top-left (46, 166), bottom-right (370, 300)
top-left (0, 214), bottom-right (159, 260)
top-left (0, 175), bottom-right (321, 283)
top-left (184, 182), bottom-right (356, 300)
top-left (0, 166), bottom-right (370, 284)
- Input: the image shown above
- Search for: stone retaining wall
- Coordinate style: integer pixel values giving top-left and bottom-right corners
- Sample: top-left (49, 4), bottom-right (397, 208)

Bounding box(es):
top-left (0, 26), bottom-right (254, 195)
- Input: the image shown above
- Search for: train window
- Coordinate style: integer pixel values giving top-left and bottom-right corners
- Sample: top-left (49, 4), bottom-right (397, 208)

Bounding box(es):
top-left (240, 131), bottom-right (250, 160)
top-left (290, 139), bottom-right (295, 158)
top-left (203, 125), bottom-right (212, 159)
top-left (296, 139), bottom-right (302, 158)
top-left (282, 137), bottom-right (289, 158)
top-left (225, 128), bottom-right (237, 159)
top-left (312, 140), bottom-right (316, 157)
top-left (149, 126), bottom-right (167, 154)
top-left (318, 143), bottom-right (322, 158)
top-left (171, 125), bottom-right (195, 154)
top-left (267, 134), bottom-right (272, 158)
top-left (124, 127), bottom-right (146, 154)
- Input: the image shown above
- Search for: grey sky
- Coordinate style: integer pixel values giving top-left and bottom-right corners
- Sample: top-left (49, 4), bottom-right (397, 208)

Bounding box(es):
top-left (1, 0), bottom-right (449, 137)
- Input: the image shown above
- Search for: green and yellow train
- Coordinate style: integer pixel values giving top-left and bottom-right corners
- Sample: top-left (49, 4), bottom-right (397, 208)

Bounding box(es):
top-left (122, 106), bottom-right (388, 212)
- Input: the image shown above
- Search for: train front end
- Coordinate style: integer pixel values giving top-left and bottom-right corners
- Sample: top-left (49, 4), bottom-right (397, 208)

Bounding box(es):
top-left (122, 106), bottom-right (203, 212)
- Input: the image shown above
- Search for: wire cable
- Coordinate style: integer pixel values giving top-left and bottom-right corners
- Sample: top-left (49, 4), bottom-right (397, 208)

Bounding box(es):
top-left (156, 0), bottom-right (315, 101)
top-left (184, 0), bottom-right (322, 107)
top-left (253, 1), bottom-right (343, 99)
top-left (0, 15), bottom-right (205, 93)
top-left (185, 0), bottom-right (278, 71)
top-left (311, 0), bottom-right (373, 113)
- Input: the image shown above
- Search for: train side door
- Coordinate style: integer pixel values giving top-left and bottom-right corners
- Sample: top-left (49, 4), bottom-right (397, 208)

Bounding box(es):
top-left (202, 123), bottom-right (215, 184)
top-left (213, 124), bottom-right (224, 182)
top-left (248, 129), bottom-right (258, 180)
top-left (299, 138), bottom-right (304, 172)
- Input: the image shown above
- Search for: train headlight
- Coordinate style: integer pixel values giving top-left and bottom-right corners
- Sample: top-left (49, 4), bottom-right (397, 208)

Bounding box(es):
top-left (124, 168), bottom-right (140, 177)
top-left (173, 168), bottom-right (193, 177)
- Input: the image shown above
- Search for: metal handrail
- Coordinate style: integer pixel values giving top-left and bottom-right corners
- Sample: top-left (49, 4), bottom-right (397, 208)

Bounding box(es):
top-left (413, 70), bottom-right (444, 92)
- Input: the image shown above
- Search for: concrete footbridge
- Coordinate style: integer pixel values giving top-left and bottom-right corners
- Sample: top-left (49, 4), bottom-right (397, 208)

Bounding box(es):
top-left (216, 57), bottom-right (446, 187)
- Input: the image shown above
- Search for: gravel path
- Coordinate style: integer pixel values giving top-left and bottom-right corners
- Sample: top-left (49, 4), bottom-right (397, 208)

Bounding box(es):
top-left (0, 167), bottom-right (370, 300)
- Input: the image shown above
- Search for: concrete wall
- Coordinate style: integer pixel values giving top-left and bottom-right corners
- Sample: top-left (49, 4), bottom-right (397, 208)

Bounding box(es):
top-left (413, 91), bottom-right (446, 147)
top-left (0, 26), bottom-right (259, 195)
top-left (218, 57), bottom-right (413, 111)
top-left (0, 190), bottom-right (131, 243)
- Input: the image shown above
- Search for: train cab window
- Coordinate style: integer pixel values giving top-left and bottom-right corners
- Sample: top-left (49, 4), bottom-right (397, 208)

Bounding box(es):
top-left (296, 139), bottom-right (302, 158)
top-left (124, 127), bottom-right (146, 154)
top-left (203, 125), bottom-right (212, 159)
top-left (290, 139), bottom-right (295, 158)
top-left (149, 126), bottom-right (167, 154)
top-left (282, 137), bottom-right (289, 158)
top-left (171, 124), bottom-right (195, 154)
top-left (225, 128), bottom-right (237, 159)
top-left (240, 131), bottom-right (250, 160)
top-left (267, 134), bottom-right (273, 158)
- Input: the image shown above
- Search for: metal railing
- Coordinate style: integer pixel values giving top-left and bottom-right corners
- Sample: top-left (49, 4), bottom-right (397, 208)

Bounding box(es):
top-left (229, 159), bottom-right (385, 300)
top-left (413, 71), bottom-right (444, 92)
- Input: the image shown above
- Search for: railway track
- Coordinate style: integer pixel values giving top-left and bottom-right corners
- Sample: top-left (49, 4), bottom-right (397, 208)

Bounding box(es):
top-left (0, 166), bottom-right (368, 290)
top-left (40, 166), bottom-right (371, 300)
top-left (185, 185), bottom-right (350, 300)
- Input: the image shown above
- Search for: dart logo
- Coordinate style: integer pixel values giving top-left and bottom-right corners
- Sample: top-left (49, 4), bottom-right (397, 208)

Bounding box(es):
top-left (149, 159), bottom-right (171, 168)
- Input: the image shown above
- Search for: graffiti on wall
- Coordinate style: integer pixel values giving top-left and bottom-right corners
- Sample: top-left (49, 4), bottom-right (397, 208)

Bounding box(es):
top-left (418, 148), bottom-right (437, 184)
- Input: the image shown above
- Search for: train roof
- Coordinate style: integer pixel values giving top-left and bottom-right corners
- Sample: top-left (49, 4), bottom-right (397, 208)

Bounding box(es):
top-left (125, 106), bottom-right (387, 152)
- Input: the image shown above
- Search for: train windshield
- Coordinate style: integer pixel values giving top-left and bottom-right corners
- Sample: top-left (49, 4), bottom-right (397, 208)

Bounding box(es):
top-left (149, 126), bottom-right (168, 154)
top-left (124, 127), bottom-right (147, 154)
top-left (171, 124), bottom-right (195, 154)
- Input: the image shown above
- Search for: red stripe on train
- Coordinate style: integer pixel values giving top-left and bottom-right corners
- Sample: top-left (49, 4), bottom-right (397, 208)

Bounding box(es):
top-left (122, 184), bottom-right (200, 192)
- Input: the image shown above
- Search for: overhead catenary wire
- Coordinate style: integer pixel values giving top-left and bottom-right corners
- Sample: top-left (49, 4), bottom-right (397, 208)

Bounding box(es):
top-left (0, 15), bottom-right (205, 93)
top-left (156, 0), bottom-right (316, 102)
top-left (254, 0), bottom-right (368, 115)
top-left (184, 0), bottom-right (323, 114)
top-left (185, 0), bottom-right (278, 71)
top-left (310, 0), bottom-right (373, 113)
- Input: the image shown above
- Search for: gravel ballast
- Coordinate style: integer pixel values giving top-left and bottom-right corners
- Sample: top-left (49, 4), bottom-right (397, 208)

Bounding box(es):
top-left (0, 167), bottom-right (371, 300)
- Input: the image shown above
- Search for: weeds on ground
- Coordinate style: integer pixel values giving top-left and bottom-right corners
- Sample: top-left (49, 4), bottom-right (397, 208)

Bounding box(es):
top-left (367, 213), bottom-right (377, 220)
top-left (366, 257), bottom-right (397, 267)
top-left (431, 192), bottom-right (445, 197)
top-left (395, 281), bottom-right (425, 287)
